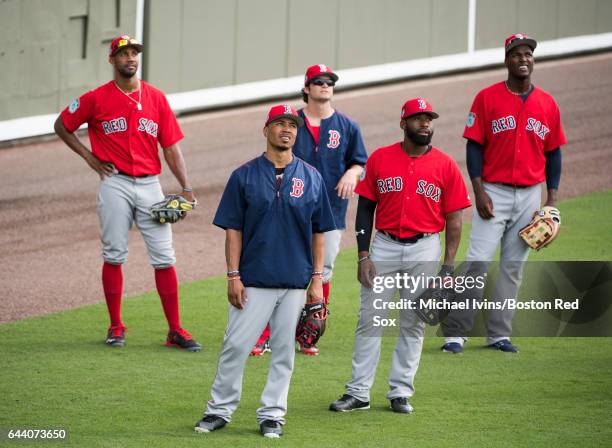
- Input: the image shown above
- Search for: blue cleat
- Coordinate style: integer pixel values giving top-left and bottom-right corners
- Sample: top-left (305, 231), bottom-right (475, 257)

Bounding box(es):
top-left (441, 342), bottom-right (463, 354)
top-left (488, 339), bottom-right (518, 353)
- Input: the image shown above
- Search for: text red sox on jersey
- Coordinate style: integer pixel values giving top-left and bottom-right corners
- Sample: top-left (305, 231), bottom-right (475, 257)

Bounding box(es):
top-left (487, 114), bottom-right (550, 140)
top-left (377, 177), bottom-right (441, 202)
top-left (101, 117), bottom-right (159, 137)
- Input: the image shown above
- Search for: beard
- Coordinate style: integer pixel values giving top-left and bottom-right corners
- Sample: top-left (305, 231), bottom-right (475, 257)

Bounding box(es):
top-left (117, 65), bottom-right (137, 79)
top-left (405, 127), bottom-right (433, 146)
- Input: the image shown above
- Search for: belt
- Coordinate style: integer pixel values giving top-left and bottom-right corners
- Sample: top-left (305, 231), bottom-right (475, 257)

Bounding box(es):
top-left (497, 182), bottom-right (530, 189)
top-left (382, 231), bottom-right (426, 244)
top-left (116, 170), bottom-right (152, 178)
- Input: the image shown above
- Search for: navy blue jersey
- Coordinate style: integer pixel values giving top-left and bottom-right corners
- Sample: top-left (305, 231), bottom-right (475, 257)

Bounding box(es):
top-left (293, 110), bottom-right (368, 229)
top-left (213, 154), bottom-right (336, 289)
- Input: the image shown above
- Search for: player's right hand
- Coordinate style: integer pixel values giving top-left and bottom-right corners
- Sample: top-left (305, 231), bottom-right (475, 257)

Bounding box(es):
top-left (85, 154), bottom-right (116, 179)
top-left (358, 258), bottom-right (377, 289)
top-left (475, 189), bottom-right (495, 219)
top-left (228, 278), bottom-right (247, 309)
top-left (306, 277), bottom-right (324, 304)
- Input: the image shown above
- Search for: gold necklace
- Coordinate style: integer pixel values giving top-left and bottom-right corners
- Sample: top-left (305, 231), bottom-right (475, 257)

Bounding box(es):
top-left (115, 81), bottom-right (142, 110)
top-left (505, 81), bottom-right (531, 96)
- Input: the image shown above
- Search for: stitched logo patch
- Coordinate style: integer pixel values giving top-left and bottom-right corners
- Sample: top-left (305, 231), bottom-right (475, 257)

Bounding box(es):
top-left (69, 98), bottom-right (80, 113)
top-left (466, 112), bottom-right (476, 128)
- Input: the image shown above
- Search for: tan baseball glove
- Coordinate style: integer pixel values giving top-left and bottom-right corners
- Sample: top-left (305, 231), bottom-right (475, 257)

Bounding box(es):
top-left (519, 206), bottom-right (561, 250)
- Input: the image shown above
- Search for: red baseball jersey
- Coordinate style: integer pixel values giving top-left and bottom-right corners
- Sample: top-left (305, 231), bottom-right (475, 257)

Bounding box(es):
top-left (356, 143), bottom-right (471, 238)
top-left (464, 82), bottom-right (566, 186)
top-left (60, 81), bottom-right (184, 176)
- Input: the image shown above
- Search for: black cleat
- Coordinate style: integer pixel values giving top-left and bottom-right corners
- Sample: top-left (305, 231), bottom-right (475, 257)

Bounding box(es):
top-left (390, 397), bottom-right (414, 414)
top-left (194, 415), bottom-right (227, 433)
top-left (105, 325), bottom-right (127, 347)
top-left (165, 328), bottom-right (202, 352)
top-left (329, 394), bottom-right (370, 412)
top-left (260, 420), bottom-right (283, 438)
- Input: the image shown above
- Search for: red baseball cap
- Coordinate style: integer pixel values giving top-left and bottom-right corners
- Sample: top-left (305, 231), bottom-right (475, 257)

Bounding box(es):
top-left (401, 98), bottom-right (439, 120)
top-left (304, 64), bottom-right (339, 86)
top-left (505, 33), bottom-right (537, 54)
top-left (265, 104), bottom-right (304, 127)
top-left (109, 35), bottom-right (144, 56)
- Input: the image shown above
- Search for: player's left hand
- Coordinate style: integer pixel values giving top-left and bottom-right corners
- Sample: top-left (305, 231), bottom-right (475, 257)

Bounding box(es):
top-left (335, 170), bottom-right (359, 199)
top-left (180, 190), bottom-right (197, 204)
top-left (307, 277), bottom-right (324, 304)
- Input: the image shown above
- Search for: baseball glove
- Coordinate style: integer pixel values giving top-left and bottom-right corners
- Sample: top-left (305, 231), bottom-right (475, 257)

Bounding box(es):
top-left (414, 286), bottom-right (456, 326)
top-left (519, 206), bottom-right (561, 250)
top-left (295, 302), bottom-right (329, 347)
top-left (414, 265), bottom-right (455, 326)
top-left (150, 194), bottom-right (197, 224)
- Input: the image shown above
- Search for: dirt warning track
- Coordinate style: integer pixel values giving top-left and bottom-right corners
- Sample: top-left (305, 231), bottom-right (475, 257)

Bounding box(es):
top-left (1, 52), bottom-right (611, 323)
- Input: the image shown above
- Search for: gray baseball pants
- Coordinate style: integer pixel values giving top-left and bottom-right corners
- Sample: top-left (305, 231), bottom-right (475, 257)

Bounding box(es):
top-left (323, 229), bottom-right (343, 283)
top-left (345, 232), bottom-right (441, 402)
top-left (97, 173), bottom-right (175, 268)
top-left (443, 182), bottom-right (541, 345)
top-left (205, 287), bottom-right (306, 425)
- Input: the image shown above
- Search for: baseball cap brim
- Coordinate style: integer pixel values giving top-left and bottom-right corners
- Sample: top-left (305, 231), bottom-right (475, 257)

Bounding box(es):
top-left (308, 72), bottom-right (339, 84)
top-left (267, 114), bottom-right (304, 127)
top-left (403, 111), bottom-right (439, 120)
top-left (111, 43), bottom-right (144, 56)
top-left (505, 38), bottom-right (537, 54)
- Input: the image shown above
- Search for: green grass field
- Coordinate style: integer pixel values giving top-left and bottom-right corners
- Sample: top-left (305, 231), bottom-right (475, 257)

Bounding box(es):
top-left (2, 190), bottom-right (611, 447)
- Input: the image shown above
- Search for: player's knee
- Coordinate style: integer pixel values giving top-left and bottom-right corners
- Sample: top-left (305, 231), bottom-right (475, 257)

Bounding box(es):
top-left (102, 247), bottom-right (128, 265)
top-left (466, 239), bottom-right (498, 262)
top-left (269, 336), bottom-right (295, 354)
top-left (224, 337), bottom-right (252, 357)
top-left (149, 250), bottom-right (175, 268)
top-left (400, 317), bottom-right (425, 337)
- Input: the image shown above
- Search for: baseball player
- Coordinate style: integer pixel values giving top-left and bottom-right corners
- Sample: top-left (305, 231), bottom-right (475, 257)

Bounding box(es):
top-left (250, 64), bottom-right (368, 356)
top-left (329, 98), bottom-right (471, 413)
top-left (53, 35), bottom-right (201, 351)
top-left (441, 34), bottom-right (566, 354)
top-left (194, 105), bottom-right (335, 438)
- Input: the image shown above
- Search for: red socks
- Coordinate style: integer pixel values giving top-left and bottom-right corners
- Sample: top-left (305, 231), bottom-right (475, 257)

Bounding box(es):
top-left (256, 324), bottom-right (271, 346)
top-left (103, 263), bottom-right (182, 332)
top-left (323, 281), bottom-right (331, 305)
top-left (154, 266), bottom-right (182, 332)
top-left (102, 262), bottom-right (123, 326)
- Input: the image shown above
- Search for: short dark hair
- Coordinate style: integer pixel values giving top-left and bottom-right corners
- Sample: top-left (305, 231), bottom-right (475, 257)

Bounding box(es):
top-left (301, 88), bottom-right (309, 103)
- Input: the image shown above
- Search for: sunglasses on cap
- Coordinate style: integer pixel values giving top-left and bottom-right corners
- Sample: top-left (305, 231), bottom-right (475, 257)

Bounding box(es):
top-left (310, 78), bottom-right (335, 87)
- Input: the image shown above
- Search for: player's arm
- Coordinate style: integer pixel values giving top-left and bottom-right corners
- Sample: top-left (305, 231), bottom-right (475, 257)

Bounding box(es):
top-left (307, 233), bottom-right (325, 304)
top-left (443, 210), bottom-right (463, 268)
top-left (355, 195), bottom-right (377, 288)
top-left (225, 229), bottom-right (247, 309)
top-left (53, 116), bottom-right (115, 179)
top-left (336, 123), bottom-right (367, 199)
top-left (162, 144), bottom-right (196, 203)
top-left (544, 147), bottom-right (561, 207)
top-left (335, 164), bottom-right (364, 199)
top-left (466, 139), bottom-right (494, 219)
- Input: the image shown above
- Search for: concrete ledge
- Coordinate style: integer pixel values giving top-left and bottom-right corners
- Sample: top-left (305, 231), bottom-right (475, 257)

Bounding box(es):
top-left (1, 32), bottom-right (611, 143)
